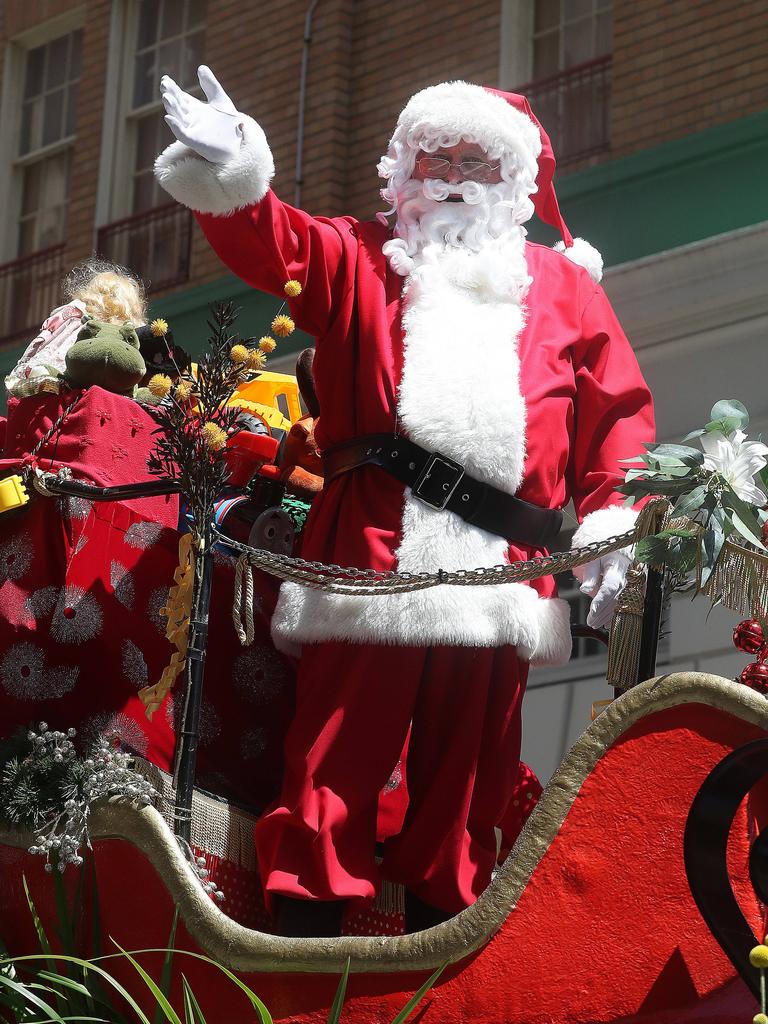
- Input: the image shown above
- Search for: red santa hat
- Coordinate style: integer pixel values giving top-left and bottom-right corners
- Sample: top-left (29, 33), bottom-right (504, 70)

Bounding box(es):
top-left (387, 80), bottom-right (603, 282)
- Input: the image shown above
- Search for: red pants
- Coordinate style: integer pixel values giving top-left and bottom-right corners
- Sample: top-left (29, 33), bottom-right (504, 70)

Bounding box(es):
top-left (254, 641), bottom-right (528, 914)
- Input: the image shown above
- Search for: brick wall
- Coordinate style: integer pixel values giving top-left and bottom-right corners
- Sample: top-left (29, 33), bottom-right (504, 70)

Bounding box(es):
top-left (1, 0), bottom-right (766, 327)
top-left (344, 0), bottom-right (501, 219)
top-left (611, 0), bottom-right (768, 157)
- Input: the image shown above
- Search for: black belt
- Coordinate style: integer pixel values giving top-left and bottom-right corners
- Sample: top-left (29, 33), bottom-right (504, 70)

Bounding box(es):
top-left (321, 434), bottom-right (563, 548)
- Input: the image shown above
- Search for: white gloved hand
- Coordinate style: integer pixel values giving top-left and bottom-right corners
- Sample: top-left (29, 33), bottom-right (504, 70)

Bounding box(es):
top-left (160, 65), bottom-right (243, 165)
top-left (577, 550), bottom-right (631, 630)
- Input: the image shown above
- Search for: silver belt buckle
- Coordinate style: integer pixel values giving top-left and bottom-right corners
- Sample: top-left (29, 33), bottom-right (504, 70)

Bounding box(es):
top-left (411, 453), bottom-right (465, 510)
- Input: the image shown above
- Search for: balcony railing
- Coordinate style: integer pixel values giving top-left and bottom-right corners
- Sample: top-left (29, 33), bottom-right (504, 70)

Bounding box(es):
top-left (97, 202), bottom-right (192, 293)
top-left (0, 243), bottom-right (66, 347)
top-left (518, 55), bottom-right (612, 167)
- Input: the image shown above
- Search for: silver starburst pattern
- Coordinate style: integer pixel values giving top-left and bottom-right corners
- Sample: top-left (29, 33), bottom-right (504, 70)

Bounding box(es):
top-left (26, 585), bottom-right (60, 621)
top-left (240, 727), bottom-right (267, 760)
top-left (0, 534), bottom-right (33, 585)
top-left (110, 561), bottom-right (134, 610)
top-left (0, 642), bottom-right (78, 699)
top-left (121, 639), bottom-right (147, 688)
top-left (233, 646), bottom-right (290, 705)
top-left (59, 496), bottom-right (92, 521)
top-left (147, 586), bottom-right (170, 635)
top-left (49, 586), bottom-right (103, 644)
top-left (165, 694), bottom-right (221, 746)
top-left (384, 764), bottom-right (403, 793)
top-left (79, 711), bottom-right (149, 757)
top-left (124, 521), bottom-right (166, 550)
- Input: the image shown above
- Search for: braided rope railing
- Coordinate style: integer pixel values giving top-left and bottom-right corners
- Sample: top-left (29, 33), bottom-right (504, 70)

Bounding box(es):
top-left (213, 498), bottom-right (670, 596)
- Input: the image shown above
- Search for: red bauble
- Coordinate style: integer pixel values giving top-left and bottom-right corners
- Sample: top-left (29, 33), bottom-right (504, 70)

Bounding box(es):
top-left (739, 661), bottom-right (768, 694)
top-left (732, 619), bottom-right (766, 656)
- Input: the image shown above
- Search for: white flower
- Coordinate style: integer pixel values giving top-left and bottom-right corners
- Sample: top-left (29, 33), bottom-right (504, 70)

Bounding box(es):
top-left (700, 428), bottom-right (768, 505)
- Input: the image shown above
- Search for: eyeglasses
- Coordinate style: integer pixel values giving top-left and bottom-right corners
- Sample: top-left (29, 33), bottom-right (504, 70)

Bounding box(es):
top-left (415, 156), bottom-right (501, 183)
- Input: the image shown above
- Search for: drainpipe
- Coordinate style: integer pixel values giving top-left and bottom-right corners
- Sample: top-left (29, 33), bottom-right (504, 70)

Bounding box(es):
top-left (295, 0), bottom-right (321, 208)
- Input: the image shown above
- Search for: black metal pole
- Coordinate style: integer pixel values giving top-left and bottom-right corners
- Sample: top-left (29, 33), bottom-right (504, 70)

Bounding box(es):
top-left (34, 475), bottom-right (181, 501)
top-left (637, 564), bottom-right (665, 683)
top-left (173, 529), bottom-right (214, 843)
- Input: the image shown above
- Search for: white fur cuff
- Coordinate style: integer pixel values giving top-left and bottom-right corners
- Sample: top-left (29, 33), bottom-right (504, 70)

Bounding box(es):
top-left (554, 237), bottom-right (603, 283)
top-left (571, 505), bottom-right (638, 582)
top-left (154, 115), bottom-right (274, 215)
top-left (271, 582), bottom-right (573, 667)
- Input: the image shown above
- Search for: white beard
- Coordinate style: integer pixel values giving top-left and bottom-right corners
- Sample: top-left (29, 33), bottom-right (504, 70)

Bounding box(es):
top-left (382, 178), bottom-right (532, 303)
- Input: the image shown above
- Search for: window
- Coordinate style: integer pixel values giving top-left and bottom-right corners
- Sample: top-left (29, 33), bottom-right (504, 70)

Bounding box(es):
top-left (130, 0), bottom-right (205, 214)
top-left (518, 0), bottom-right (612, 165)
top-left (97, 0), bottom-right (204, 290)
top-left (0, 26), bottom-right (83, 344)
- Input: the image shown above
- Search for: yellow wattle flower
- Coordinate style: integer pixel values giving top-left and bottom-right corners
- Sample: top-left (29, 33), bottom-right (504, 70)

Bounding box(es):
top-left (284, 279), bottom-right (302, 297)
top-left (150, 318), bottom-right (169, 337)
top-left (753, 1014), bottom-right (768, 1024)
top-left (201, 422), bottom-right (227, 452)
top-left (258, 337), bottom-right (276, 353)
top-left (271, 314), bottom-right (295, 338)
top-left (247, 348), bottom-right (266, 370)
top-left (749, 945), bottom-right (768, 969)
top-left (175, 378), bottom-right (194, 401)
top-left (148, 373), bottom-right (172, 398)
top-left (230, 344), bottom-right (248, 364)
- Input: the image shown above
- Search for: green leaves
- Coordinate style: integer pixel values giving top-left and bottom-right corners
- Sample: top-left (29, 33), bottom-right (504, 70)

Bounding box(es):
top-left (389, 962), bottom-right (448, 1024)
top-left (706, 399), bottom-right (749, 435)
top-left (620, 397), bottom-right (768, 615)
top-left (327, 957), bottom-right (350, 1024)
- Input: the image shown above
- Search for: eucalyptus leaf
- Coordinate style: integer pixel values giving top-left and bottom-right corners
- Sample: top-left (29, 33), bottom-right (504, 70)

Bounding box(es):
top-left (634, 536), bottom-right (670, 564)
top-left (647, 443), bottom-right (705, 464)
top-left (701, 519), bottom-right (726, 587)
top-left (673, 484), bottom-right (709, 519)
top-left (705, 416), bottom-right (741, 436)
top-left (710, 399), bottom-right (749, 429)
top-left (728, 510), bottom-right (768, 552)
top-left (721, 488), bottom-right (768, 551)
top-left (656, 528), bottom-right (698, 539)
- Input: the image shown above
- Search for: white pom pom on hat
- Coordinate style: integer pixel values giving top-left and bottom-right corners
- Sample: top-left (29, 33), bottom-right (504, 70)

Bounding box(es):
top-left (389, 81), bottom-right (603, 283)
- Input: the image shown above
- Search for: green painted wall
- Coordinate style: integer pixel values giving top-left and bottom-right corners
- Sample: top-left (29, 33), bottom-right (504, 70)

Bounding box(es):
top-left (528, 110), bottom-right (768, 266)
top-left (147, 274), bottom-right (313, 364)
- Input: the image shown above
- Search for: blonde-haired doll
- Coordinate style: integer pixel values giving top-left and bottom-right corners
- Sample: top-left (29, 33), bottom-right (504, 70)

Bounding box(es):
top-left (5, 258), bottom-right (147, 397)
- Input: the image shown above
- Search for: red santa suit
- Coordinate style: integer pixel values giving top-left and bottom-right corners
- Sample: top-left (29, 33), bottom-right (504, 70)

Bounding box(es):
top-left (155, 82), bottom-right (655, 914)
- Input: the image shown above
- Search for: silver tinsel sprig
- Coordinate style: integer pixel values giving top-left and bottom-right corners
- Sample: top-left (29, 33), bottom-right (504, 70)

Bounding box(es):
top-left (23, 723), bottom-right (157, 873)
top-left (174, 836), bottom-right (225, 903)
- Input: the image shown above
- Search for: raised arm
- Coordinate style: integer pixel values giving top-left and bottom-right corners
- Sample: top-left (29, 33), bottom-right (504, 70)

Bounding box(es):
top-left (154, 67), bottom-right (351, 336)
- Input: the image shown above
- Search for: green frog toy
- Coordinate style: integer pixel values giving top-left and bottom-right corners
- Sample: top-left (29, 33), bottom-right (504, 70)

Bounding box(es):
top-left (64, 315), bottom-right (146, 395)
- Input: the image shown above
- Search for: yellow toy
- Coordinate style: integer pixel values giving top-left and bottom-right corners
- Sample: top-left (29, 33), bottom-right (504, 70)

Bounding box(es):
top-left (0, 475), bottom-right (29, 513)
top-left (227, 371), bottom-right (303, 434)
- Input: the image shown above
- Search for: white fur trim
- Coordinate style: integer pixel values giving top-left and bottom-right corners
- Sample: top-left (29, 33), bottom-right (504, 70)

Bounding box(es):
top-left (271, 582), bottom-right (572, 666)
top-left (388, 81), bottom-right (542, 177)
top-left (554, 237), bottom-right (603, 283)
top-left (271, 237), bottom-right (578, 663)
top-left (571, 505), bottom-right (638, 584)
top-left (154, 116), bottom-right (274, 215)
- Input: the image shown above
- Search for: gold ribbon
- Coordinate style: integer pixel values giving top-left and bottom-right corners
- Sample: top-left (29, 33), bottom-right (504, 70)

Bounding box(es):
top-left (138, 532), bottom-right (195, 719)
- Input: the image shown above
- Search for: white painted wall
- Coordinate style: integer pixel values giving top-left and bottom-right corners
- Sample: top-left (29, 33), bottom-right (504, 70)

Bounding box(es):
top-left (522, 221), bottom-right (768, 784)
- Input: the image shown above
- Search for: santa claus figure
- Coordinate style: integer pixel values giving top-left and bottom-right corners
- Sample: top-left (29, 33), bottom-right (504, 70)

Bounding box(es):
top-left (155, 68), bottom-right (654, 935)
